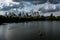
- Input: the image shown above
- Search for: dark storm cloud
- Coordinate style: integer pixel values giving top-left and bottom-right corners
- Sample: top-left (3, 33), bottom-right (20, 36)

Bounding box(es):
top-left (13, 0), bottom-right (60, 4)
top-left (13, 0), bottom-right (46, 4)
top-left (13, 0), bottom-right (21, 2)
top-left (13, 0), bottom-right (46, 2)
top-left (49, 0), bottom-right (60, 4)
top-left (41, 9), bottom-right (60, 13)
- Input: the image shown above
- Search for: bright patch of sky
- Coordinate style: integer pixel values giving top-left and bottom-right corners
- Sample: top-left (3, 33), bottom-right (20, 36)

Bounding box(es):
top-left (0, 11), bottom-right (6, 15)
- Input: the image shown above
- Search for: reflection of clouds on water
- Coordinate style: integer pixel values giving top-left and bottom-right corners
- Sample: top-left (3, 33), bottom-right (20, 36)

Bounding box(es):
top-left (0, 21), bottom-right (60, 40)
top-left (5, 22), bottom-right (40, 40)
top-left (0, 26), bottom-right (3, 36)
top-left (1, 21), bottom-right (60, 40)
top-left (0, 26), bottom-right (4, 40)
top-left (0, 24), bottom-right (9, 40)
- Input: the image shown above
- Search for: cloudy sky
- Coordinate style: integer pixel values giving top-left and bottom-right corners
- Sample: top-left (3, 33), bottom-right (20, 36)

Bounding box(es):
top-left (0, 0), bottom-right (60, 16)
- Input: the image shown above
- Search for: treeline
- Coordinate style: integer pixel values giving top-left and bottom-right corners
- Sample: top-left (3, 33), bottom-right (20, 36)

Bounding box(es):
top-left (0, 13), bottom-right (60, 24)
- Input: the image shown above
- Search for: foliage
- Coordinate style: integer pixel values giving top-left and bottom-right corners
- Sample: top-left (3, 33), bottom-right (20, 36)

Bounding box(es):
top-left (0, 13), bottom-right (60, 23)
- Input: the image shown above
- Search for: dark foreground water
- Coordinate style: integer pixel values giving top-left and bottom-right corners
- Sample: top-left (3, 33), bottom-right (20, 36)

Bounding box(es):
top-left (0, 21), bottom-right (60, 40)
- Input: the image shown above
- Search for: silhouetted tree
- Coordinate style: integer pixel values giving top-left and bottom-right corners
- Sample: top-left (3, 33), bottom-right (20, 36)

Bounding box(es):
top-left (50, 13), bottom-right (53, 17)
top-left (40, 15), bottom-right (46, 20)
top-left (18, 12), bottom-right (21, 16)
top-left (8, 12), bottom-right (12, 16)
top-left (12, 12), bottom-right (16, 16)
top-left (26, 13), bottom-right (29, 16)
top-left (56, 16), bottom-right (60, 20)
top-left (1, 12), bottom-right (60, 24)
top-left (5, 12), bottom-right (8, 16)
top-left (48, 13), bottom-right (56, 20)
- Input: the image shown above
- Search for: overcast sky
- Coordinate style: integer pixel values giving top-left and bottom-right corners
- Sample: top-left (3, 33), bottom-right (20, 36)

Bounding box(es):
top-left (0, 0), bottom-right (60, 16)
top-left (13, 0), bottom-right (60, 4)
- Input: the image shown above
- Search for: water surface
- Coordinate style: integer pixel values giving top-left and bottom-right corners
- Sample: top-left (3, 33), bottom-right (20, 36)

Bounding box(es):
top-left (0, 21), bottom-right (60, 40)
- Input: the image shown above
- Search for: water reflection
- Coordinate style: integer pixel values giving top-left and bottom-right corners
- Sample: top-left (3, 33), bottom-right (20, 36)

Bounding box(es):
top-left (0, 21), bottom-right (60, 40)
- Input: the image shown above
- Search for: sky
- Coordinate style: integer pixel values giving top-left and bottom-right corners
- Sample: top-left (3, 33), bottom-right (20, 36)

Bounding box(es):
top-left (0, 0), bottom-right (60, 16)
